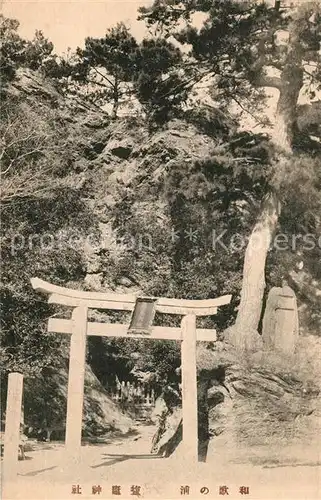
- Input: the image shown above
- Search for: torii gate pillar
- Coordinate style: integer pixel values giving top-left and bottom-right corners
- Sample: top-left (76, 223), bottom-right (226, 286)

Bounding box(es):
top-left (181, 314), bottom-right (198, 461)
top-left (65, 306), bottom-right (88, 457)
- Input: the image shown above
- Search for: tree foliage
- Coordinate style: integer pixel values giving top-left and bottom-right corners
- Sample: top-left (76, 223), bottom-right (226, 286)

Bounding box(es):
top-left (0, 96), bottom-right (68, 202)
top-left (0, 15), bottom-right (54, 93)
top-left (51, 24), bottom-right (186, 121)
top-left (0, 48), bottom-right (98, 429)
top-left (132, 37), bottom-right (186, 122)
top-left (139, 1), bottom-right (321, 137)
top-left (60, 23), bottom-right (139, 117)
top-left (0, 15), bottom-right (25, 87)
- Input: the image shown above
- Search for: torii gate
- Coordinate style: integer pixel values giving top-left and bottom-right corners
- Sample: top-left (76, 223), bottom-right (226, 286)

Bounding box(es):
top-left (31, 278), bottom-right (231, 462)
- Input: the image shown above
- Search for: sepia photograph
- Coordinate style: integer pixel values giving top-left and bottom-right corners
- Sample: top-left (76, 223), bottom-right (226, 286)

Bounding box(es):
top-left (0, 0), bottom-right (321, 498)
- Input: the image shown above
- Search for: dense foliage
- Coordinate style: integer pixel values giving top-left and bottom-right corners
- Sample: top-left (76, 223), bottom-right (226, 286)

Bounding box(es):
top-left (0, 15), bottom-right (53, 92)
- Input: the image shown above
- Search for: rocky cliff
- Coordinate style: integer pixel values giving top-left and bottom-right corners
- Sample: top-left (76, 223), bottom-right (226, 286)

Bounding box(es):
top-left (2, 68), bottom-right (321, 457)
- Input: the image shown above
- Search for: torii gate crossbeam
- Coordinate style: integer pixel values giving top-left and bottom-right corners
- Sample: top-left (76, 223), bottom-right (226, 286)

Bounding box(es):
top-left (31, 278), bottom-right (231, 463)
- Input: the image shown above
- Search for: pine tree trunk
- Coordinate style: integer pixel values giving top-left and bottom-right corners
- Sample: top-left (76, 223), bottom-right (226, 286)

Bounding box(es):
top-left (112, 98), bottom-right (119, 120)
top-left (112, 76), bottom-right (119, 120)
top-left (272, 66), bottom-right (303, 151)
top-left (229, 59), bottom-right (303, 349)
top-left (233, 192), bottom-right (280, 346)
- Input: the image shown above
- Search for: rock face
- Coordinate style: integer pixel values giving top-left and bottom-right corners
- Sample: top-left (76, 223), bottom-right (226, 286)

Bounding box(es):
top-left (23, 354), bottom-right (133, 440)
top-left (150, 388), bottom-right (182, 456)
top-left (149, 336), bottom-right (321, 463)
top-left (76, 115), bottom-right (226, 295)
top-left (206, 336), bottom-right (321, 463)
top-left (11, 70), bottom-right (319, 334)
top-left (83, 364), bottom-right (133, 436)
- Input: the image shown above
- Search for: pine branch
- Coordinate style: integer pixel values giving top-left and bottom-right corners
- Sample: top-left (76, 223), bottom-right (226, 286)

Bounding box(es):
top-left (92, 67), bottom-right (115, 88)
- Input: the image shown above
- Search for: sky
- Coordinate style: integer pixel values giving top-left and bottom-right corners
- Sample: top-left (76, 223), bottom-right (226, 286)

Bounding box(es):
top-left (2, 0), bottom-right (315, 55)
top-left (2, 0), bottom-right (152, 54)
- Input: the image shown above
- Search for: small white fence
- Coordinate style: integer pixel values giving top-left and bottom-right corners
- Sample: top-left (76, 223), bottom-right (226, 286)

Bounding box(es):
top-left (109, 381), bottom-right (156, 407)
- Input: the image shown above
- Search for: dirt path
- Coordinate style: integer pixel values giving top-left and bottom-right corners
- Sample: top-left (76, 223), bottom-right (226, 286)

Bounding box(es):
top-left (2, 424), bottom-right (321, 500)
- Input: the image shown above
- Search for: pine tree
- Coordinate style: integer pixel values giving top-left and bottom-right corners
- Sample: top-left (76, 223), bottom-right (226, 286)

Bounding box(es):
top-left (73, 23), bottom-right (138, 118)
top-left (132, 37), bottom-right (185, 122)
top-left (0, 15), bottom-right (54, 91)
top-left (139, 0), bottom-right (321, 348)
